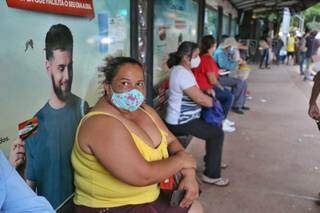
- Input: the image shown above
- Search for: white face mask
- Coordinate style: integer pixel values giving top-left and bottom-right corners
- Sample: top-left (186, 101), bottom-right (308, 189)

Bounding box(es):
top-left (191, 56), bottom-right (201, 68)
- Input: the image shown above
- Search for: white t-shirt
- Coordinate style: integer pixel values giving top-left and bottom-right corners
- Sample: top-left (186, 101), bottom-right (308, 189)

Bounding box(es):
top-left (165, 65), bottom-right (201, 125)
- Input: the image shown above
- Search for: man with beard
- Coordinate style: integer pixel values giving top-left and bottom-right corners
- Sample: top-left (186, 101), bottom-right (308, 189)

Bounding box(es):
top-left (24, 24), bottom-right (88, 209)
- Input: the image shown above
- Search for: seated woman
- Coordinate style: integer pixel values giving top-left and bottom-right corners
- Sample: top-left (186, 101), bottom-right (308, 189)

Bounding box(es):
top-left (165, 41), bottom-right (229, 186)
top-left (71, 57), bottom-right (203, 212)
top-left (192, 35), bottom-right (235, 132)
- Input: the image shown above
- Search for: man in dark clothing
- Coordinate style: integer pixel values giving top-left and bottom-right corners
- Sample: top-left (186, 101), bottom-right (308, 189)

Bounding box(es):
top-left (305, 31), bottom-right (320, 80)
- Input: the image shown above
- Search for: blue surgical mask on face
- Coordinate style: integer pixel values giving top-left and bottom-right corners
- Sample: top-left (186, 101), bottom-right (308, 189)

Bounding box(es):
top-left (111, 88), bottom-right (145, 112)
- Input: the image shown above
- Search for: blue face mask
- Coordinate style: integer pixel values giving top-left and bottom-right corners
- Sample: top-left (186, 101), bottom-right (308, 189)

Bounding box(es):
top-left (111, 88), bottom-right (145, 112)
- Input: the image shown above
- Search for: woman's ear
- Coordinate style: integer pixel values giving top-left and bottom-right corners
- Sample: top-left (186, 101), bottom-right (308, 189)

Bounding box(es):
top-left (104, 82), bottom-right (111, 98)
top-left (182, 54), bottom-right (189, 64)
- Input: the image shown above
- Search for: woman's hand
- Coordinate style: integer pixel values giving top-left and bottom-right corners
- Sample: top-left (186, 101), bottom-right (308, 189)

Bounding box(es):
top-left (178, 174), bottom-right (199, 208)
top-left (218, 69), bottom-right (226, 74)
top-left (175, 150), bottom-right (196, 169)
top-left (205, 89), bottom-right (215, 97)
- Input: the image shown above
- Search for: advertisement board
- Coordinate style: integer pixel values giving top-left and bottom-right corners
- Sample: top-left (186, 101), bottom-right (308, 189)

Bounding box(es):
top-left (0, 0), bottom-right (130, 209)
top-left (153, 0), bottom-right (199, 110)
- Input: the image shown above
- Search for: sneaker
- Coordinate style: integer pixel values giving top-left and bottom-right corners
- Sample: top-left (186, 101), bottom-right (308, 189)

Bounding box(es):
top-left (224, 119), bottom-right (235, 126)
top-left (201, 174), bottom-right (229, 186)
top-left (222, 122), bottom-right (235, 132)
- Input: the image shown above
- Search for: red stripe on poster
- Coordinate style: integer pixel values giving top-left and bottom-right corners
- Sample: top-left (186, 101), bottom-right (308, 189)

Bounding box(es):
top-left (6, 0), bottom-right (94, 19)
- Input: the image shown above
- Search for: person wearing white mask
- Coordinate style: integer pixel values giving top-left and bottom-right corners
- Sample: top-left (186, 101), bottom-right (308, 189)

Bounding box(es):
top-left (165, 41), bottom-right (229, 186)
top-left (214, 37), bottom-right (249, 114)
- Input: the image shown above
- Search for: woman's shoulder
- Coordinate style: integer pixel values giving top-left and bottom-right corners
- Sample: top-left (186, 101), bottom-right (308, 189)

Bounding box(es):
top-left (141, 104), bottom-right (159, 118)
top-left (81, 102), bottom-right (127, 133)
top-left (171, 65), bottom-right (191, 78)
top-left (201, 54), bottom-right (212, 59)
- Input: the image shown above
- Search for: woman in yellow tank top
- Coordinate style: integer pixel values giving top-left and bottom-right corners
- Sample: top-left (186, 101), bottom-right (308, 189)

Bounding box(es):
top-left (71, 57), bottom-right (203, 212)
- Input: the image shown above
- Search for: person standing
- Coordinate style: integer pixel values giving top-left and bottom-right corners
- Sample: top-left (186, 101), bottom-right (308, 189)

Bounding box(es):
top-left (273, 34), bottom-right (284, 65)
top-left (297, 33), bottom-right (307, 75)
top-left (259, 38), bottom-right (270, 69)
top-left (286, 33), bottom-right (296, 66)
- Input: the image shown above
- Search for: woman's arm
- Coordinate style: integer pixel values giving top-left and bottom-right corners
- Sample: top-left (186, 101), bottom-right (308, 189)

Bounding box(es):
top-left (79, 115), bottom-right (195, 187)
top-left (183, 86), bottom-right (213, 108)
top-left (206, 72), bottom-right (224, 90)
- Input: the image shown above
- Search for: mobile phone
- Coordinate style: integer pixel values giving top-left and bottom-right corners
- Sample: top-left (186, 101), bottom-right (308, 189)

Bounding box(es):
top-left (18, 117), bottom-right (38, 140)
top-left (170, 189), bottom-right (186, 206)
top-left (219, 71), bottom-right (231, 75)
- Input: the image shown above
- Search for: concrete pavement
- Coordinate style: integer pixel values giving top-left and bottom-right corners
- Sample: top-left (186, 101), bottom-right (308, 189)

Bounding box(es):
top-left (187, 65), bottom-right (320, 213)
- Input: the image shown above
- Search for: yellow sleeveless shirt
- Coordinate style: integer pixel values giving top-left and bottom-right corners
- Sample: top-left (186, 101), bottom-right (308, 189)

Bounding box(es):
top-left (71, 109), bottom-right (169, 208)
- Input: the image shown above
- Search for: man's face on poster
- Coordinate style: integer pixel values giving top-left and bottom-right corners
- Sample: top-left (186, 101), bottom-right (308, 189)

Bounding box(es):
top-left (46, 49), bottom-right (73, 102)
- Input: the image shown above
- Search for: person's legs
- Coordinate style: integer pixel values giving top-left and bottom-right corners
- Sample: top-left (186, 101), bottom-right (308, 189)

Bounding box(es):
top-left (304, 57), bottom-right (312, 80)
top-left (237, 80), bottom-right (248, 108)
top-left (166, 119), bottom-right (224, 178)
top-left (299, 52), bottom-right (306, 75)
top-left (286, 52), bottom-right (291, 65)
top-left (264, 49), bottom-right (269, 68)
top-left (214, 87), bottom-right (234, 118)
top-left (276, 50), bottom-right (280, 65)
top-left (259, 49), bottom-right (266, 68)
top-left (219, 76), bottom-right (246, 110)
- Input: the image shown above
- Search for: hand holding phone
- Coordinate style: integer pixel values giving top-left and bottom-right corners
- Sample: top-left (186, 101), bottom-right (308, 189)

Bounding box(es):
top-left (170, 189), bottom-right (186, 206)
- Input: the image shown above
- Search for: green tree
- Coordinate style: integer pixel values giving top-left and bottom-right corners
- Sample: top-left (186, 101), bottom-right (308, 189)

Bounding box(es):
top-left (304, 3), bottom-right (320, 30)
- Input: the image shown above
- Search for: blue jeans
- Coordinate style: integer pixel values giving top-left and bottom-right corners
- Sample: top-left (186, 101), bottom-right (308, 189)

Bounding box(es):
top-left (219, 76), bottom-right (247, 108)
top-left (299, 51), bottom-right (306, 74)
top-left (260, 48), bottom-right (269, 68)
top-left (214, 86), bottom-right (234, 118)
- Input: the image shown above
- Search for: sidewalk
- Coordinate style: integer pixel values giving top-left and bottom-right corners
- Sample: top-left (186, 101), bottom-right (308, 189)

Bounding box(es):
top-left (187, 65), bottom-right (320, 213)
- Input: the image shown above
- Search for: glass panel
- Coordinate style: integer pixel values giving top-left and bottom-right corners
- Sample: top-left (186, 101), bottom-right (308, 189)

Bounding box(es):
top-left (231, 19), bottom-right (236, 36)
top-left (222, 15), bottom-right (229, 36)
top-left (138, 0), bottom-right (148, 72)
top-left (204, 7), bottom-right (218, 38)
top-left (153, 0), bottom-right (199, 108)
top-left (0, 0), bottom-right (130, 163)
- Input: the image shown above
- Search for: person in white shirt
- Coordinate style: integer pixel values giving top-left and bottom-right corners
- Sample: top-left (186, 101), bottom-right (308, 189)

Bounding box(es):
top-left (165, 41), bottom-right (229, 186)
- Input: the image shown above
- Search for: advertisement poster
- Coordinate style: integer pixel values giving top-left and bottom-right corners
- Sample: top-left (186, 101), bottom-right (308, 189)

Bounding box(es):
top-left (153, 0), bottom-right (198, 110)
top-left (0, 0), bottom-right (130, 210)
top-left (204, 7), bottom-right (218, 38)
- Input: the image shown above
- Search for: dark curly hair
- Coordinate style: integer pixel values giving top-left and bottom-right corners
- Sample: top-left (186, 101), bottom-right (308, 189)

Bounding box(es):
top-left (99, 56), bottom-right (143, 84)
